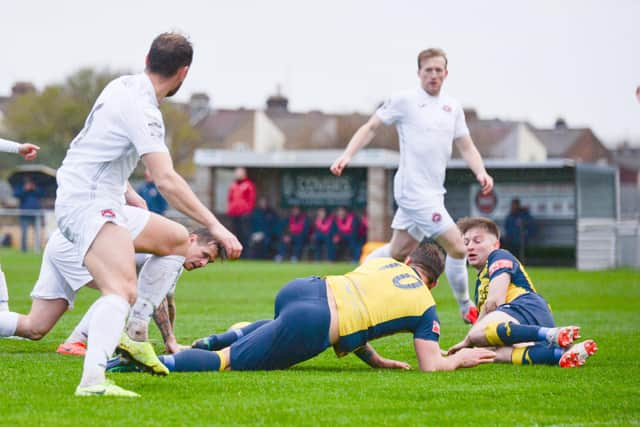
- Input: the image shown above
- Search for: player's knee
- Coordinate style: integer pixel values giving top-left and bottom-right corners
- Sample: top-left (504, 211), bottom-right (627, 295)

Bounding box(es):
top-left (23, 320), bottom-right (50, 340)
top-left (467, 328), bottom-right (486, 345)
top-left (447, 244), bottom-right (467, 259)
top-left (390, 246), bottom-right (410, 261)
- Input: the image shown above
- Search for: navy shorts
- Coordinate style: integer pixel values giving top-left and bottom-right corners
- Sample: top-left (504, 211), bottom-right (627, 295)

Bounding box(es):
top-left (230, 276), bottom-right (331, 370)
top-left (497, 293), bottom-right (555, 327)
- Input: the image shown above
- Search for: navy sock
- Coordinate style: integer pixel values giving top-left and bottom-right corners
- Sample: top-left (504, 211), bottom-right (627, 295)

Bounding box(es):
top-left (512, 344), bottom-right (563, 365)
top-left (159, 349), bottom-right (221, 372)
top-left (486, 322), bottom-right (550, 346)
top-left (206, 320), bottom-right (271, 350)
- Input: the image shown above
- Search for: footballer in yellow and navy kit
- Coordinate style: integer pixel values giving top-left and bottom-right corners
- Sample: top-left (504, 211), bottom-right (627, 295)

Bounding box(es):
top-left (108, 242), bottom-right (497, 373)
top-left (448, 216), bottom-right (598, 368)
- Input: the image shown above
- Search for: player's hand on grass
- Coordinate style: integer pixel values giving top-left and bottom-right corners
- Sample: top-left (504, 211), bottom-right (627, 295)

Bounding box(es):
top-left (476, 172), bottom-right (494, 195)
top-left (210, 224), bottom-right (243, 259)
top-left (165, 339), bottom-right (190, 354)
top-left (447, 337), bottom-right (471, 355)
top-left (330, 153), bottom-right (352, 176)
top-left (376, 357), bottom-right (411, 370)
top-left (18, 143), bottom-right (40, 161)
top-left (455, 347), bottom-right (495, 368)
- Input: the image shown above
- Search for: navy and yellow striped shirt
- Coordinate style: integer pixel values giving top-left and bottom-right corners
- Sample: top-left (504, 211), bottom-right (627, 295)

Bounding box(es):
top-left (325, 258), bottom-right (440, 357)
top-left (475, 249), bottom-right (538, 312)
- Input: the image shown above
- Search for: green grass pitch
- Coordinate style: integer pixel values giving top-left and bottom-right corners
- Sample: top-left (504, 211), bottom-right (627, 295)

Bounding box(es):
top-left (1, 249), bottom-right (639, 426)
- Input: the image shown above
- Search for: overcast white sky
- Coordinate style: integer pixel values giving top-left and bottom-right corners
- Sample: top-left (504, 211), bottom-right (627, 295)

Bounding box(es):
top-left (2, 0), bottom-right (639, 147)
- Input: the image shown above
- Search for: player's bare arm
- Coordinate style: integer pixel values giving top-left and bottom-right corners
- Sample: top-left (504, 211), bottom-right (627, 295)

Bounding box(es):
top-left (480, 272), bottom-right (510, 318)
top-left (142, 151), bottom-right (242, 259)
top-left (454, 135), bottom-right (494, 194)
top-left (330, 114), bottom-right (383, 176)
top-left (414, 338), bottom-right (495, 371)
top-left (354, 343), bottom-right (411, 370)
top-left (152, 297), bottom-right (185, 354)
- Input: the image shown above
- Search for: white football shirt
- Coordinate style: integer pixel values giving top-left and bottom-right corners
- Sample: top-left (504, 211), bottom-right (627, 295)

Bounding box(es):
top-left (55, 73), bottom-right (169, 206)
top-left (376, 87), bottom-right (469, 208)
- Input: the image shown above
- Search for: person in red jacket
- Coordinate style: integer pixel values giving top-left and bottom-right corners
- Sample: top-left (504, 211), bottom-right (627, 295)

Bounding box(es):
top-left (333, 207), bottom-right (361, 262)
top-left (227, 167), bottom-right (256, 256)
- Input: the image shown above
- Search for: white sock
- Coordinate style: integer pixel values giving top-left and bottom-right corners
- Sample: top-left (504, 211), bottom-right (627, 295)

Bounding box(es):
top-left (365, 243), bottom-right (392, 261)
top-left (444, 255), bottom-right (471, 308)
top-left (80, 294), bottom-right (129, 387)
top-left (65, 301), bottom-right (100, 344)
top-left (0, 267), bottom-right (9, 312)
top-left (0, 311), bottom-right (19, 337)
top-left (126, 255), bottom-right (184, 341)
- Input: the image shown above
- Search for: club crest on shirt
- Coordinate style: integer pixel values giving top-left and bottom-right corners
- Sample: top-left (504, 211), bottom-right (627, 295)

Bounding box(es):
top-left (442, 104), bottom-right (452, 113)
top-left (432, 212), bottom-right (442, 223)
top-left (432, 320), bottom-right (440, 335)
top-left (101, 209), bottom-right (116, 219)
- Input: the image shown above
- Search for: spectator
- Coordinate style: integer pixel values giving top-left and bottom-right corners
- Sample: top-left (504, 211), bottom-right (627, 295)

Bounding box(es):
top-left (333, 206), bottom-right (362, 262)
top-left (227, 167), bottom-right (257, 257)
top-left (503, 198), bottom-right (536, 261)
top-left (249, 196), bottom-right (279, 259)
top-left (137, 169), bottom-right (168, 215)
top-left (13, 175), bottom-right (44, 252)
top-left (275, 205), bottom-right (309, 263)
top-left (311, 207), bottom-right (336, 261)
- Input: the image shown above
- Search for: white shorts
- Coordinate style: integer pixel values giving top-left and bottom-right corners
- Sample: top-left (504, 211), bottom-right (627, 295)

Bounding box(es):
top-left (391, 202), bottom-right (456, 242)
top-left (32, 206), bottom-right (151, 309)
top-left (55, 201), bottom-right (151, 263)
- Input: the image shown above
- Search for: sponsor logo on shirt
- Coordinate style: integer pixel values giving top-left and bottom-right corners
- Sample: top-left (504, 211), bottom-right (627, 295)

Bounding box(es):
top-left (442, 104), bottom-right (452, 113)
top-left (101, 209), bottom-right (116, 219)
top-left (432, 212), bottom-right (442, 223)
top-left (432, 320), bottom-right (440, 335)
top-left (489, 259), bottom-right (514, 275)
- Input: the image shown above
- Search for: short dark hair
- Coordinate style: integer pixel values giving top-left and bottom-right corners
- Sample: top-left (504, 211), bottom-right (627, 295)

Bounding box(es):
top-left (147, 32), bottom-right (193, 78)
top-left (417, 48), bottom-right (448, 70)
top-left (457, 217), bottom-right (501, 240)
top-left (191, 227), bottom-right (227, 261)
top-left (408, 242), bottom-right (445, 284)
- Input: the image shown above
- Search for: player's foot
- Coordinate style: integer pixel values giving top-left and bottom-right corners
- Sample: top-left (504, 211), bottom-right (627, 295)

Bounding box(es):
top-left (559, 339), bottom-right (598, 368)
top-left (56, 341), bottom-right (87, 357)
top-left (547, 326), bottom-right (580, 348)
top-left (75, 379), bottom-right (139, 397)
top-left (106, 354), bottom-right (142, 373)
top-left (461, 305), bottom-right (479, 325)
top-left (192, 336), bottom-right (214, 351)
top-left (116, 333), bottom-right (169, 376)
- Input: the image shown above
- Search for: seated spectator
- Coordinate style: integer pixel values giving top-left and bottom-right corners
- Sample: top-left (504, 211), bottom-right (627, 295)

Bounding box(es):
top-left (333, 206), bottom-right (362, 263)
top-left (310, 207), bottom-right (336, 261)
top-left (275, 206), bottom-right (309, 263)
top-left (249, 196), bottom-right (279, 259)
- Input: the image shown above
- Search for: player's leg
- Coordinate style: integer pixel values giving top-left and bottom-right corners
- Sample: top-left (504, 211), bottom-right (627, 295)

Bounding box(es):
top-left (78, 223), bottom-right (137, 393)
top-left (434, 224), bottom-right (477, 323)
top-left (365, 229), bottom-right (417, 262)
top-left (192, 320), bottom-right (272, 350)
top-left (57, 300), bottom-right (99, 356)
top-left (0, 264), bottom-right (9, 312)
top-left (0, 298), bottom-right (68, 339)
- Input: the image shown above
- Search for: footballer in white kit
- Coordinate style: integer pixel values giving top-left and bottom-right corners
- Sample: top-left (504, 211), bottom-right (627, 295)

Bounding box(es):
top-left (331, 48), bottom-right (494, 325)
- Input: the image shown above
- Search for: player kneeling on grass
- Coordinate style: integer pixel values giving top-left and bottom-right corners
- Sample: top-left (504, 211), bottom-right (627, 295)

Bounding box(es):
top-left (109, 242), bottom-right (495, 373)
top-left (0, 221), bottom-right (223, 380)
top-left (447, 217), bottom-right (597, 368)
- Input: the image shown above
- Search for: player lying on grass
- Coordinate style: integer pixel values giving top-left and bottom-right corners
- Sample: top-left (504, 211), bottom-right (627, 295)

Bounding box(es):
top-left (109, 242), bottom-right (496, 373)
top-left (0, 216), bottom-right (223, 364)
top-left (447, 217), bottom-right (597, 368)
top-left (57, 258), bottom-right (186, 357)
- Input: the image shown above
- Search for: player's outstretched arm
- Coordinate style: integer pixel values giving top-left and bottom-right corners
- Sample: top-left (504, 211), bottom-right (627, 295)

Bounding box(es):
top-left (152, 297), bottom-right (187, 354)
top-left (414, 338), bottom-right (495, 371)
top-left (354, 343), bottom-right (411, 370)
top-left (0, 138), bottom-right (40, 160)
top-left (142, 152), bottom-right (242, 259)
top-left (454, 135), bottom-right (493, 195)
top-left (330, 115), bottom-right (383, 176)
